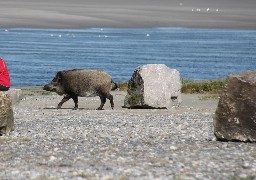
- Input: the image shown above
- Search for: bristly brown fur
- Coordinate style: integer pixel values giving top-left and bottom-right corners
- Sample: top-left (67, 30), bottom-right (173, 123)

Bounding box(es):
top-left (43, 69), bottom-right (117, 110)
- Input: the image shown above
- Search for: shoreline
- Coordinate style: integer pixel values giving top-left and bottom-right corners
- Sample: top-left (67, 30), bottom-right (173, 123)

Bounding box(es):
top-left (2, 26), bottom-right (256, 31)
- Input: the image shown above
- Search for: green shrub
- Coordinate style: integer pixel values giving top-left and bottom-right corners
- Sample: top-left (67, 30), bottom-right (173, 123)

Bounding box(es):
top-left (117, 81), bottom-right (128, 91)
top-left (181, 78), bottom-right (225, 94)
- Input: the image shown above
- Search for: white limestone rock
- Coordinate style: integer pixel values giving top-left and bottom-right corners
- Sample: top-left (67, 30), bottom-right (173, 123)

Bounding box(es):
top-left (124, 64), bottom-right (181, 109)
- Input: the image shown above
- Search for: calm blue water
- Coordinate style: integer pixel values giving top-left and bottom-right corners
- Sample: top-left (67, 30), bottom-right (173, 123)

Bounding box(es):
top-left (0, 28), bottom-right (256, 87)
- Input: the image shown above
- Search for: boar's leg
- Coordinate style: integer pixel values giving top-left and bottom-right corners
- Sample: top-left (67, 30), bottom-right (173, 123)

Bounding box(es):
top-left (57, 94), bottom-right (71, 109)
top-left (106, 93), bottom-right (114, 109)
top-left (97, 95), bottom-right (106, 110)
top-left (71, 95), bottom-right (78, 110)
top-left (58, 94), bottom-right (79, 110)
top-left (97, 93), bottom-right (114, 110)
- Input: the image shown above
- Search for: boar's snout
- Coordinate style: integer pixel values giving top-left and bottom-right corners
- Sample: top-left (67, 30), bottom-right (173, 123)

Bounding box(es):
top-left (43, 82), bottom-right (65, 95)
top-left (43, 82), bottom-right (58, 92)
top-left (43, 84), bottom-right (54, 91)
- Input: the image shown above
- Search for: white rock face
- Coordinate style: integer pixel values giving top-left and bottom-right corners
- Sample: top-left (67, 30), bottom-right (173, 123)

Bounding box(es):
top-left (124, 64), bottom-right (181, 109)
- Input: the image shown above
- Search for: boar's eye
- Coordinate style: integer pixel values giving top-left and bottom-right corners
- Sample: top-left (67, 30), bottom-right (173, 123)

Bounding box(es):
top-left (52, 77), bottom-right (62, 84)
top-left (52, 82), bottom-right (59, 86)
top-left (52, 77), bottom-right (59, 82)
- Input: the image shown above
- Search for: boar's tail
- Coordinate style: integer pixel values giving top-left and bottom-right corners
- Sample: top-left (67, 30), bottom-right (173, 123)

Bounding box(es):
top-left (111, 80), bottom-right (118, 91)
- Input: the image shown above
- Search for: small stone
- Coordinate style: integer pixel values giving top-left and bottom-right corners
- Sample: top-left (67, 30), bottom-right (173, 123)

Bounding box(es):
top-left (242, 162), bottom-right (250, 169)
top-left (239, 174), bottom-right (248, 179)
top-left (170, 146), bottom-right (178, 150)
top-left (112, 128), bottom-right (120, 133)
top-left (49, 155), bottom-right (57, 161)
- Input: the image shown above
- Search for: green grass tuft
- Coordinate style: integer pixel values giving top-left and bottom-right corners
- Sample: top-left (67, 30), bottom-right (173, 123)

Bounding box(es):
top-left (117, 81), bottom-right (128, 91)
top-left (181, 78), bottom-right (225, 94)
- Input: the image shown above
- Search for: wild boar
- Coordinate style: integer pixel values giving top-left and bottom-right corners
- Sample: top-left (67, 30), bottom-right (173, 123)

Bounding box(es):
top-left (43, 69), bottom-right (118, 110)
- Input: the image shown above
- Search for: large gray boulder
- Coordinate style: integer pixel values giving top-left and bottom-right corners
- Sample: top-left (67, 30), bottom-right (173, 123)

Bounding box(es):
top-left (0, 91), bottom-right (15, 135)
top-left (214, 71), bottom-right (256, 142)
top-left (124, 64), bottom-right (181, 109)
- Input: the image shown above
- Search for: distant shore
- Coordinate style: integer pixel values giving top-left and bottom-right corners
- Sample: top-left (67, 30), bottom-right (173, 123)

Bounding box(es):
top-left (0, 0), bottom-right (256, 29)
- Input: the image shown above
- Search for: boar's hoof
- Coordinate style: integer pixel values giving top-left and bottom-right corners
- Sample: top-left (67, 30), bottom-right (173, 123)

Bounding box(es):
top-left (72, 107), bottom-right (78, 110)
top-left (96, 107), bottom-right (104, 110)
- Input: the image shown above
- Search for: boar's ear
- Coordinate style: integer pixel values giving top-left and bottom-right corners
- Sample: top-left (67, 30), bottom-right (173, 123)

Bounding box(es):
top-left (56, 71), bottom-right (62, 78)
top-left (53, 71), bottom-right (62, 82)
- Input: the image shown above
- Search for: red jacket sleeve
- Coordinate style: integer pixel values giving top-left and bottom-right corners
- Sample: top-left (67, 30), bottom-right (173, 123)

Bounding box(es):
top-left (0, 58), bottom-right (11, 87)
top-left (0, 59), bottom-right (5, 75)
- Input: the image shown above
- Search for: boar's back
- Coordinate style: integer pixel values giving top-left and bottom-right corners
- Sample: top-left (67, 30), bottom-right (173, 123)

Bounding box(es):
top-left (58, 69), bottom-right (112, 96)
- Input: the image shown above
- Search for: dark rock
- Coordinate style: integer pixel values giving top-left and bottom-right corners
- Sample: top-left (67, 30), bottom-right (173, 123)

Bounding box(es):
top-left (214, 71), bottom-right (256, 142)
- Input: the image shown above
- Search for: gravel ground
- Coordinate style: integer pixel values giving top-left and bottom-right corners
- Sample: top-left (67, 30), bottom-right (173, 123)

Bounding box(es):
top-left (1, 90), bottom-right (256, 180)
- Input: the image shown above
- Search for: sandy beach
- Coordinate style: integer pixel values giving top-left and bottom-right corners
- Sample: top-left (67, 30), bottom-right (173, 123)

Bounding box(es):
top-left (0, 0), bottom-right (256, 29)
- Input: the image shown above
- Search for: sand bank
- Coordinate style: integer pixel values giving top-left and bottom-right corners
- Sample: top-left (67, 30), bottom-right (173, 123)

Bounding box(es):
top-left (0, 0), bottom-right (256, 29)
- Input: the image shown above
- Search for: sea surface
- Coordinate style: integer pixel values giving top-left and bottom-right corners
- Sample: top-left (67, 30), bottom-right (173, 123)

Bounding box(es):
top-left (0, 28), bottom-right (256, 87)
